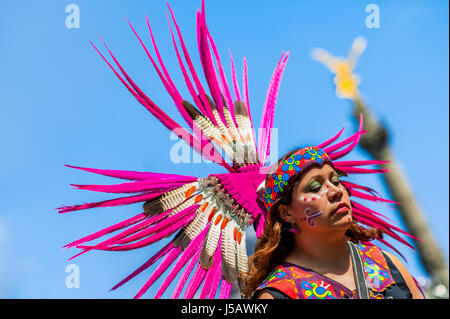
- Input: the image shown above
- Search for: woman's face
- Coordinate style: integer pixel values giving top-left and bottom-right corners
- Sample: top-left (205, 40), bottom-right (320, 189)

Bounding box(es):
top-left (284, 164), bottom-right (352, 234)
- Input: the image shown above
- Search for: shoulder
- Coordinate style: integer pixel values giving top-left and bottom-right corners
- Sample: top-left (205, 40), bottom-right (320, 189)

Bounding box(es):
top-left (257, 290), bottom-right (275, 299)
top-left (381, 250), bottom-right (423, 299)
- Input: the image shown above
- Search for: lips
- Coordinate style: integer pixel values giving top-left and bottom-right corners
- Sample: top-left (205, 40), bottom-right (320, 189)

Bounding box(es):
top-left (334, 202), bottom-right (350, 214)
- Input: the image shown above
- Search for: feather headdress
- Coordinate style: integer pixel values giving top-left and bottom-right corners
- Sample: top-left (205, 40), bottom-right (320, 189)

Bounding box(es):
top-left (59, 0), bottom-right (416, 299)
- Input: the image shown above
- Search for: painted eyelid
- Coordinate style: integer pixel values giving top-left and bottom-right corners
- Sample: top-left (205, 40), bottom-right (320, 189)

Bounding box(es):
top-left (305, 181), bottom-right (321, 192)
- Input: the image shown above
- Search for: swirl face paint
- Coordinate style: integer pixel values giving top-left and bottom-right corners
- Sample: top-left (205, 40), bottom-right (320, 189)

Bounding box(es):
top-left (302, 208), bottom-right (322, 227)
top-left (298, 184), bottom-right (329, 227)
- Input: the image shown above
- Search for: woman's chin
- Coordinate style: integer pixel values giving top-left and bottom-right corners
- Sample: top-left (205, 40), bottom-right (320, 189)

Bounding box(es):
top-left (332, 211), bottom-right (353, 228)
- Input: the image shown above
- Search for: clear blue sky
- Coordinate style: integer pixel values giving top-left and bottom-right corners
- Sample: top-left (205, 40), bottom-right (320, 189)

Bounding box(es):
top-left (0, 0), bottom-right (448, 298)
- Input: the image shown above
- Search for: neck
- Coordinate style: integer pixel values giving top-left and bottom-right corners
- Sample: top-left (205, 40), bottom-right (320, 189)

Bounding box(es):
top-left (289, 230), bottom-right (350, 272)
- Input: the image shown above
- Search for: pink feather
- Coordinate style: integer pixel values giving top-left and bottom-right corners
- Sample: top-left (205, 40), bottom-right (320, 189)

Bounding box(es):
top-left (114, 205), bottom-right (199, 245)
top-left (57, 191), bottom-right (162, 213)
top-left (218, 279), bottom-right (232, 299)
top-left (207, 31), bottom-right (236, 122)
top-left (183, 261), bottom-right (207, 298)
top-left (166, 3), bottom-right (216, 123)
top-left (196, 10), bottom-right (227, 125)
top-left (63, 212), bottom-right (147, 249)
top-left (154, 226), bottom-right (210, 298)
top-left (134, 245), bottom-right (183, 299)
top-left (258, 52), bottom-right (289, 165)
top-left (71, 180), bottom-right (188, 194)
top-left (64, 165), bottom-right (196, 181)
top-left (316, 126), bottom-right (346, 149)
top-left (172, 246), bottom-right (202, 298)
top-left (92, 206), bottom-right (198, 251)
top-left (111, 241), bottom-right (174, 291)
top-left (229, 50), bottom-right (242, 102)
top-left (333, 160), bottom-right (389, 167)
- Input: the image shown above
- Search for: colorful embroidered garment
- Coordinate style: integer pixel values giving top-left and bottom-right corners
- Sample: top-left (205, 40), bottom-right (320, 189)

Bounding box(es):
top-left (255, 243), bottom-right (406, 299)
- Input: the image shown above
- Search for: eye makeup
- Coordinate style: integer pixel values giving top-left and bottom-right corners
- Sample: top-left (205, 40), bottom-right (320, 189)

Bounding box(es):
top-left (299, 184), bottom-right (329, 202)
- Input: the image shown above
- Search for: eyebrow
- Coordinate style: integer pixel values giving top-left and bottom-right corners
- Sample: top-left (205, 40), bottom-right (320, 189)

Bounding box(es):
top-left (305, 170), bottom-right (338, 185)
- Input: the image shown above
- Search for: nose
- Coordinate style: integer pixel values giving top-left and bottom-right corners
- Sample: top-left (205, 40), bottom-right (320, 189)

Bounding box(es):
top-left (327, 182), bottom-right (343, 203)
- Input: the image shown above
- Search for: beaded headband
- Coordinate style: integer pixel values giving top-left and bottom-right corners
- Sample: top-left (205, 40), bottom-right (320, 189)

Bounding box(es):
top-left (263, 146), bottom-right (332, 210)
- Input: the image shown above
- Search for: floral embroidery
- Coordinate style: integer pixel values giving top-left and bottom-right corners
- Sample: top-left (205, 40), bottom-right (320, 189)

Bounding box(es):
top-left (263, 187), bottom-right (274, 206)
top-left (364, 257), bottom-right (391, 289)
top-left (300, 280), bottom-right (337, 299)
top-left (272, 172), bottom-right (289, 193)
top-left (259, 268), bottom-right (287, 288)
top-left (281, 154), bottom-right (303, 172)
top-left (303, 147), bottom-right (326, 163)
top-left (357, 243), bottom-right (395, 292)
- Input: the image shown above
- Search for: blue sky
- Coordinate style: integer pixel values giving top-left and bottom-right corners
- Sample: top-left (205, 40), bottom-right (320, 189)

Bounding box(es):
top-left (0, 0), bottom-right (448, 298)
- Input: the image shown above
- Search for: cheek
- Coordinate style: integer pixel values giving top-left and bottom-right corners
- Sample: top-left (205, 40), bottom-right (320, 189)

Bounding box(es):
top-left (291, 198), bottom-right (325, 228)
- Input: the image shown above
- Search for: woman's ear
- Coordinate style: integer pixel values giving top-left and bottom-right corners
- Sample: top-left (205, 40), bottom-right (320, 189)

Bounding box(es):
top-left (278, 204), bottom-right (295, 224)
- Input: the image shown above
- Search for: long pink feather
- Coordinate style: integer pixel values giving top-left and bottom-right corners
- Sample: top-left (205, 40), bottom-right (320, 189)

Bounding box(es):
top-left (114, 205), bottom-right (199, 245)
top-left (350, 189), bottom-right (400, 205)
top-left (183, 261), bottom-right (207, 298)
top-left (351, 201), bottom-right (398, 226)
top-left (196, 9), bottom-right (227, 125)
top-left (172, 245), bottom-right (202, 298)
top-left (207, 31), bottom-right (236, 122)
top-left (122, 20), bottom-right (194, 128)
top-left (90, 41), bottom-right (179, 130)
top-left (242, 57), bottom-right (258, 154)
top-left (111, 241), bottom-right (174, 291)
top-left (67, 209), bottom-right (173, 260)
top-left (166, 3), bottom-right (216, 123)
top-left (333, 160), bottom-right (389, 167)
top-left (324, 130), bottom-right (366, 156)
top-left (218, 279), bottom-right (232, 299)
top-left (71, 180), bottom-right (188, 194)
top-left (144, 16), bottom-right (181, 97)
top-left (57, 191), bottom-right (162, 213)
top-left (164, 14), bottom-right (208, 118)
top-left (229, 50), bottom-right (242, 102)
top-left (134, 245), bottom-right (183, 299)
top-left (351, 204), bottom-right (418, 240)
top-left (316, 126), bottom-right (346, 149)
top-left (328, 115), bottom-right (365, 160)
top-left (336, 167), bottom-right (389, 174)
top-left (342, 180), bottom-right (383, 197)
top-left (92, 206), bottom-right (198, 251)
top-left (258, 52), bottom-right (289, 165)
top-left (64, 212), bottom-right (147, 249)
top-left (154, 226), bottom-right (210, 298)
top-left (64, 165), bottom-right (196, 181)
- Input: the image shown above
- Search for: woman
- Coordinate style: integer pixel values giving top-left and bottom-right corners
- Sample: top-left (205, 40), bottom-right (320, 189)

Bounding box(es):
top-left (246, 147), bottom-right (423, 299)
